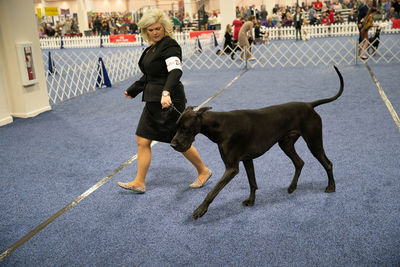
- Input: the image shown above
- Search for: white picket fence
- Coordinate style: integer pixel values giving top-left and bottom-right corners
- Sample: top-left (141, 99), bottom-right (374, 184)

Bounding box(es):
top-left (40, 21), bottom-right (400, 49)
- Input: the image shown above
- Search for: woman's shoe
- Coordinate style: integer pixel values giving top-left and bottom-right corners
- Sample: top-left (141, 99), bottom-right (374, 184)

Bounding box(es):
top-left (117, 182), bottom-right (145, 193)
top-left (248, 57), bottom-right (256, 61)
top-left (189, 170), bottom-right (213, 188)
top-left (360, 55), bottom-right (368, 60)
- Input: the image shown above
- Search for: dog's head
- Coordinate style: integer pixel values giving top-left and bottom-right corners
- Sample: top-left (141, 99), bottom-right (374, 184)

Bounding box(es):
top-left (170, 106), bottom-right (211, 152)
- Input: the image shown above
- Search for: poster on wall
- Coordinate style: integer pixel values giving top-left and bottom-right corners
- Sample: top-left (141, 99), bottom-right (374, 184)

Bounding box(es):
top-left (60, 9), bottom-right (70, 15)
top-left (45, 7), bottom-right (59, 17)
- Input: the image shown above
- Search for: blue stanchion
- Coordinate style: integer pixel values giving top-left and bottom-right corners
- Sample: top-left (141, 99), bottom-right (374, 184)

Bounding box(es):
top-left (48, 51), bottom-right (55, 74)
top-left (196, 37), bottom-right (202, 53)
top-left (96, 57), bottom-right (112, 88)
top-left (60, 36), bottom-right (64, 49)
top-left (213, 32), bottom-right (219, 47)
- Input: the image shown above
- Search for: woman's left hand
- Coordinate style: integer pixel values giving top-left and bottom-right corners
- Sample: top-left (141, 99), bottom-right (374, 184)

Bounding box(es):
top-left (161, 95), bottom-right (172, 109)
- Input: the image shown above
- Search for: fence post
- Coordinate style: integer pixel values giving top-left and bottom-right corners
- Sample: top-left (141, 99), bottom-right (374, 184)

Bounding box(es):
top-left (354, 39), bottom-right (359, 65)
top-left (244, 44), bottom-right (248, 69)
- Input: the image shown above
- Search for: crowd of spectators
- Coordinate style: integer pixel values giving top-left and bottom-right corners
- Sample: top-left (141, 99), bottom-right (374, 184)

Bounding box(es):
top-left (234, 0), bottom-right (399, 29)
top-left (38, 0), bottom-right (400, 39)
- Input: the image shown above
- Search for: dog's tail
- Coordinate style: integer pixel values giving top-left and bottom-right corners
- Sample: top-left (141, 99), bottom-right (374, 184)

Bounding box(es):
top-left (311, 66), bottom-right (344, 108)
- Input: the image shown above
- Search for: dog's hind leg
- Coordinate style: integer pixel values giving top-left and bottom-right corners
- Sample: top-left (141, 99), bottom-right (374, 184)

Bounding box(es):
top-left (192, 164), bottom-right (239, 219)
top-left (242, 159), bottom-right (258, 206)
top-left (302, 124), bottom-right (335, 193)
top-left (279, 132), bottom-right (304, 194)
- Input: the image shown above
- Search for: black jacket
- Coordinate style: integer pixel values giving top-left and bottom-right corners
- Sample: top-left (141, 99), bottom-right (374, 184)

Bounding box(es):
top-left (126, 36), bottom-right (185, 102)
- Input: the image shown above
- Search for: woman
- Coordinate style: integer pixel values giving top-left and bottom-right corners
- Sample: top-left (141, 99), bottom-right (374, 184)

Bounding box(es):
top-left (360, 7), bottom-right (378, 60)
top-left (238, 16), bottom-right (256, 61)
top-left (216, 24), bottom-right (235, 59)
top-left (293, 7), bottom-right (303, 41)
top-left (117, 9), bottom-right (212, 193)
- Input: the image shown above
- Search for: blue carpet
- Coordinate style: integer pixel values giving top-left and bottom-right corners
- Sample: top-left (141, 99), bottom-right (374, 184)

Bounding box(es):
top-left (0, 64), bottom-right (399, 266)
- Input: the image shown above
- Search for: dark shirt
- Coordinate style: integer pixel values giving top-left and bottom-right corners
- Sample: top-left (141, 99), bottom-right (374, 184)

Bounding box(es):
top-left (126, 37), bottom-right (185, 102)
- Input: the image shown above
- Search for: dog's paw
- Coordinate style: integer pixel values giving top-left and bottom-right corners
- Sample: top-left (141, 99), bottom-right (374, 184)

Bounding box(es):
top-left (288, 185), bottom-right (297, 194)
top-left (192, 205), bottom-right (208, 220)
top-left (242, 199), bottom-right (254, 206)
top-left (325, 185), bottom-right (335, 193)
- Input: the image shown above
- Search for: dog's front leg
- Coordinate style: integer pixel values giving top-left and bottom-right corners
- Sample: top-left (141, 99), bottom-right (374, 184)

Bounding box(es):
top-left (192, 167), bottom-right (239, 219)
top-left (242, 159), bottom-right (258, 206)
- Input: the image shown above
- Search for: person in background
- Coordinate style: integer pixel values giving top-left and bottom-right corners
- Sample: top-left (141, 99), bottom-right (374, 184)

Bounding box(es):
top-left (216, 24), bottom-right (235, 59)
top-left (293, 6), bottom-right (303, 40)
top-left (238, 15), bottom-right (256, 61)
top-left (44, 24), bottom-right (55, 37)
top-left (117, 9), bottom-right (212, 193)
top-left (348, 8), bottom-right (358, 22)
top-left (38, 26), bottom-right (47, 38)
top-left (359, 7), bottom-right (378, 60)
top-left (232, 15), bottom-right (243, 43)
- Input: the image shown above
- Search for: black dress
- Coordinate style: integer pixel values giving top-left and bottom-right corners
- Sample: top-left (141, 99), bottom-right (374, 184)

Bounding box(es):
top-left (126, 36), bottom-right (186, 143)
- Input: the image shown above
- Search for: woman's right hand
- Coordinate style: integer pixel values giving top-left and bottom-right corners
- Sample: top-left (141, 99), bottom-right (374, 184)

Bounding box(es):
top-left (124, 91), bottom-right (133, 99)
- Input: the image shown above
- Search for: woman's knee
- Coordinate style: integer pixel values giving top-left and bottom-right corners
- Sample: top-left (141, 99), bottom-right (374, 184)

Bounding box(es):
top-left (136, 136), bottom-right (152, 147)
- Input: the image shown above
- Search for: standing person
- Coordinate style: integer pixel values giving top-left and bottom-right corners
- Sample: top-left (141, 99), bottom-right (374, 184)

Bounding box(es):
top-left (359, 7), bottom-right (378, 60)
top-left (358, 0), bottom-right (371, 43)
top-left (232, 15), bottom-right (243, 42)
top-left (294, 6), bottom-right (303, 40)
top-left (117, 9), bottom-right (212, 193)
top-left (238, 15), bottom-right (256, 61)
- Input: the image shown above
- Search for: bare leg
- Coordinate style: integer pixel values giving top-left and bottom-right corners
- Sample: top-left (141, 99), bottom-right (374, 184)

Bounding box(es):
top-left (182, 145), bottom-right (210, 184)
top-left (126, 136), bottom-right (152, 187)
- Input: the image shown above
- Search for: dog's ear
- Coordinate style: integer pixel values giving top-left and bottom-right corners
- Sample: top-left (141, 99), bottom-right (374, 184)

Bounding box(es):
top-left (196, 107), bottom-right (212, 115)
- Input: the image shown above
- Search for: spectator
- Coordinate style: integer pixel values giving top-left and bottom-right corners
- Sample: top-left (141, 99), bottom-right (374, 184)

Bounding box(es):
top-left (334, 13), bottom-right (344, 23)
top-left (260, 6), bottom-right (268, 20)
top-left (232, 15), bottom-right (243, 42)
top-left (71, 18), bottom-right (79, 34)
top-left (38, 26), bottom-right (47, 38)
top-left (329, 7), bottom-right (335, 24)
top-left (310, 12), bottom-right (321, 25)
top-left (321, 11), bottom-right (329, 24)
top-left (266, 17), bottom-right (275, 27)
top-left (93, 16), bottom-right (102, 36)
top-left (102, 18), bottom-right (110, 35)
top-left (54, 21), bottom-right (62, 37)
top-left (130, 20), bottom-right (138, 33)
top-left (333, 0), bottom-right (343, 13)
top-left (393, 0), bottom-right (400, 18)
top-left (383, 0), bottom-right (391, 19)
top-left (348, 8), bottom-right (358, 22)
top-left (44, 24), bottom-right (55, 37)
top-left (314, 0), bottom-right (324, 12)
top-left (309, 6), bottom-right (316, 21)
top-left (254, 20), bottom-right (264, 44)
top-left (283, 12), bottom-right (293, 26)
top-left (293, 6), bottom-right (303, 40)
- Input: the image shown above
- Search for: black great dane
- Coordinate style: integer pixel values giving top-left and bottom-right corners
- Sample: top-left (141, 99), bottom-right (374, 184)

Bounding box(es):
top-left (171, 66), bottom-right (344, 219)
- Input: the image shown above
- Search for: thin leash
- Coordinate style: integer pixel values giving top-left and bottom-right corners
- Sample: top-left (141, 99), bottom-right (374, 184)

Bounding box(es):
top-left (170, 103), bottom-right (182, 115)
top-left (170, 65), bottom-right (253, 115)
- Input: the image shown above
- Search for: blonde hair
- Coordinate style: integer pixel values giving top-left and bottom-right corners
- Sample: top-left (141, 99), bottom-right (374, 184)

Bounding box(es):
top-left (138, 8), bottom-right (174, 44)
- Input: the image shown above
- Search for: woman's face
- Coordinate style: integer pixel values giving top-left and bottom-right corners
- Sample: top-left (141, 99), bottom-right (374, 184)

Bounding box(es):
top-left (147, 22), bottom-right (165, 44)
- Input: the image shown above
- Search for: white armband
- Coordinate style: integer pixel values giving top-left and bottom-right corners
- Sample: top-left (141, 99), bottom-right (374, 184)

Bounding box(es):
top-left (165, 56), bottom-right (182, 72)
